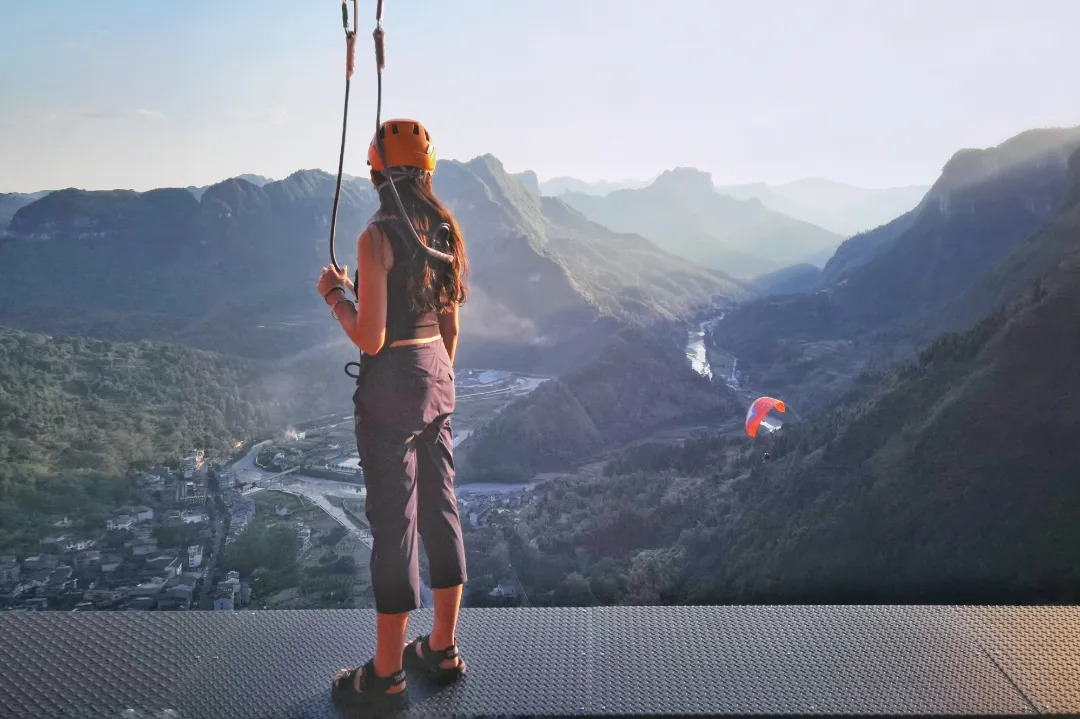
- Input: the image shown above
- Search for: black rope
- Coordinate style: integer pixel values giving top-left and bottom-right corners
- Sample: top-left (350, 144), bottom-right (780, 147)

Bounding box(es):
top-left (329, 0), bottom-right (358, 272)
top-left (328, 78), bottom-right (351, 271)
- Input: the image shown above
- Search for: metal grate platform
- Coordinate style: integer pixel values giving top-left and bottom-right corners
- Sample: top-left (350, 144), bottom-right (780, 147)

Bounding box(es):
top-left (0, 606), bottom-right (1076, 717)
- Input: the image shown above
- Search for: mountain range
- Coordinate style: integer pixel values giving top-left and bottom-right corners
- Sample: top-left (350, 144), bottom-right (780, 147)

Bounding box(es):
top-left (0, 157), bottom-right (744, 376)
top-left (710, 125), bottom-right (1080, 410)
top-left (539, 174), bottom-right (929, 236)
top-left (558, 168), bottom-right (844, 279)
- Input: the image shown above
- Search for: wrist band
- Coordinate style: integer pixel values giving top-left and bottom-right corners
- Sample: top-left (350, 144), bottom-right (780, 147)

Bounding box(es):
top-left (330, 297), bottom-right (355, 320)
top-left (324, 286), bottom-right (346, 303)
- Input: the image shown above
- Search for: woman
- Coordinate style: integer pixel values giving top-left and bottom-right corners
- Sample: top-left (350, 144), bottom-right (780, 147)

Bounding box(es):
top-left (316, 119), bottom-right (469, 709)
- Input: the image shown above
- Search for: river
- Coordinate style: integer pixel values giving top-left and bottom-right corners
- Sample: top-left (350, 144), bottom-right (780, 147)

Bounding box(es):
top-left (686, 314), bottom-right (724, 381)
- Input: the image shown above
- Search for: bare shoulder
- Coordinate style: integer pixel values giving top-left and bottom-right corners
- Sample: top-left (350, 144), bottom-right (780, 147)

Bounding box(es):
top-left (359, 223), bottom-right (394, 271)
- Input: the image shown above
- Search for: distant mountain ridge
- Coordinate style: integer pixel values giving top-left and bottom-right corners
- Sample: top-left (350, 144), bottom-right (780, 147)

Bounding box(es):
top-left (539, 176), bottom-right (652, 196)
top-left (186, 174), bottom-right (271, 200)
top-left (536, 172), bottom-right (929, 236)
top-left (0, 191), bottom-right (50, 230)
top-left (559, 167), bottom-right (843, 279)
top-left (717, 179), bottom-right (929, 235)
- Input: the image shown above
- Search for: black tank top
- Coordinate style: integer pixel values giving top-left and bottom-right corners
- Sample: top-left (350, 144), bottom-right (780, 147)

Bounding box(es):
top-left (373, 216), bottom-right (440, 347)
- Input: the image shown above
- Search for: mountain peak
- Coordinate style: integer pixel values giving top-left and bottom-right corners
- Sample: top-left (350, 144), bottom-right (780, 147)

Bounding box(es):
top-left (446, 155), bottom-right (543, 227)
top-left (933, 126), bottom-right (1080, 198)
top-left (281, 168), bottom-right (333, 184)
top-left (199, 176), bottom-right (271, 216)
top-left (235, 173), bottom-right (271, 186)
top-left (513, 170), bottom-right (541, 196)
top-left (651, 167), bottom-right (715, 193)
top-left (464, 154), bottom-right (507, 177)
top-left (273, 169), bottom-right (337, 198)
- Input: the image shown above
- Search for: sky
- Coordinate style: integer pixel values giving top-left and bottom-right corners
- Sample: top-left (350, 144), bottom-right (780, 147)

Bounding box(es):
top-left (2, 0), bottom-right (1079, 193)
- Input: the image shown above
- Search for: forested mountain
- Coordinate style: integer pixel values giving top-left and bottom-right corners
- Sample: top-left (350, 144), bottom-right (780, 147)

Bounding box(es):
top-left (0, 322), bottom-right (364, 550)
top-left (0, 328), bottom-right (285, 489)
top-left (0, 328), bottom-right (261, 549)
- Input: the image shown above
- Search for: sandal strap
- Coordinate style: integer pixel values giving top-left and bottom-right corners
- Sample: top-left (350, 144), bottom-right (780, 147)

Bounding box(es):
top-left (420, 635), bottom-right (459, 662)
top-left (361, 659), bottom-right (406, 690)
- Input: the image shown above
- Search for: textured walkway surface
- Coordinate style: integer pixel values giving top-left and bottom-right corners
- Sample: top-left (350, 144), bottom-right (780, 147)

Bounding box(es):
top-left (0, 605), bottom-right (1077, 717)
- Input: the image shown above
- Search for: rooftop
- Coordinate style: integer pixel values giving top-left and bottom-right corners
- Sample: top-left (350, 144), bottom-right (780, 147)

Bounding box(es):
top-left (0, 605), bottom-right (1076, 717)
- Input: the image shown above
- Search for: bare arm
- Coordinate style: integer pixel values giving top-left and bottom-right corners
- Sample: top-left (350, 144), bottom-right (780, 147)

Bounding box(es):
top-left (329, 226), bottom-right (392, 355)
top-left (439, 304), bottom-right (459, 364)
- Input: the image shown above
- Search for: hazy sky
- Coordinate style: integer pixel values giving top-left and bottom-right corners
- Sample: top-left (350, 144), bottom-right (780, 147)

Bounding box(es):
top-left (2, 0), bottom-right (1079, 193)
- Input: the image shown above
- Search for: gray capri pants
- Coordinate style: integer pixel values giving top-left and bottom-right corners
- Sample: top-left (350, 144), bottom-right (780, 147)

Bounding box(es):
top-left (352, 340), bottom-right (467, 614)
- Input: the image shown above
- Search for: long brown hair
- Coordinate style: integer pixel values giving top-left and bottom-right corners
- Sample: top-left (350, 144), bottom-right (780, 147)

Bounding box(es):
top-left (371, 169), bottom-right (468, 313)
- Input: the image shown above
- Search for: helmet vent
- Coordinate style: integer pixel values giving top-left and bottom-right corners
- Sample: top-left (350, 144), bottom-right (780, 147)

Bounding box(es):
top-left (412, 124), bottom-right (421, 135)
top-left (390, 124), bottom-right (399, 134)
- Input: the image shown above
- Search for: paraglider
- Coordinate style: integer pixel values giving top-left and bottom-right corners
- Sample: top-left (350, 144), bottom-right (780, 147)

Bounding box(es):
top-left (745, 396), bottom-right (786, 437)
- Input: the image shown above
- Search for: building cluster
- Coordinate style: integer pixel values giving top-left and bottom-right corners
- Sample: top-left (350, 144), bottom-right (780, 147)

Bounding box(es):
top-left (323, 455), bottom-right (362, 476)
top-left (458, 489), bottom-right (532, 529)
top-left (488, 583), bottom-right (518, 599)
top-left (181, 449), bottom-right (205, 480)
top-left (212, 569), bottom-right (251, 611)
top-left (216, 469), bottom-right (238, 488)
top-left (270, 446), bottom-right (360, 480)
top-left (0, 456), bottom-right (217, 612)
top-left (223, 491), bottom-right (255, 543)
top-left (252, 428), bottom-right (365, 482)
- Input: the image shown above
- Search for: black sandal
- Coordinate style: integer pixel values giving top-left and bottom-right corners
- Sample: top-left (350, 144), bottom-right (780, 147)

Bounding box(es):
top-left (331, 658), bottom-right (407, 710)
top-left (403, 635), bottom-right (467, 684)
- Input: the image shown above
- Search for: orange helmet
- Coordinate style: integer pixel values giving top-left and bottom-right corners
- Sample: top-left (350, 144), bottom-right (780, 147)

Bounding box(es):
top-left (367, 118), bottom-right (436, 173)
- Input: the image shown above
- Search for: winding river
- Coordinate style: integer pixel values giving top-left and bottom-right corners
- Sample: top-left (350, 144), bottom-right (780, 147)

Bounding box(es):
top-left (685, 314), bottom-right (724, 381)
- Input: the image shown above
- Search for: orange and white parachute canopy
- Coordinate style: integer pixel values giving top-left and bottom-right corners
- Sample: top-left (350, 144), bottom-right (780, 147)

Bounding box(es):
top-left (745, 396), bottom-right (786, 437)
